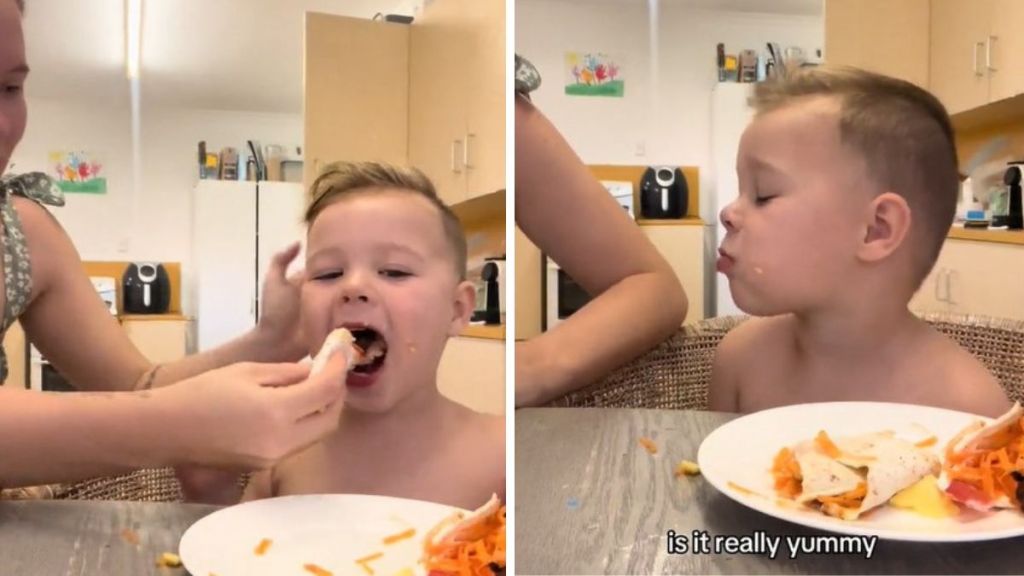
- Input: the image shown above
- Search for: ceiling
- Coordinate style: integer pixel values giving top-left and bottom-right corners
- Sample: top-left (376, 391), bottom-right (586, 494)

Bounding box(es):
top-left (22, 0), bottom-right (418, 113)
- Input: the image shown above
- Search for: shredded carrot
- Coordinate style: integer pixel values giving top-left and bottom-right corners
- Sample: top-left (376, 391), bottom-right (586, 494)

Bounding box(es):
top-left (639, 437), bottom-right (658, 454)
top-left (771, 447), bottom-right (802, 499)
top-left (816, 482), bottom-right (867, 509)
top-left (383, 528), bottom-right (416, 545)
top-left (423, 503), bottom-right (505, 576)
top-left (120, 528), bottom-right (140, 546)
top-left (303, 564), bottom-right (333, 576)
top-left (253, 538), bottom-right (272, 556)
top-left (944, 415), bottom-right (1024, 506)
top-left (356, 552), bottom-right (384, 564)
top-left (915, 436), bottom-right (938, 448)
top-left (814, 431), bottom-right (841, 459)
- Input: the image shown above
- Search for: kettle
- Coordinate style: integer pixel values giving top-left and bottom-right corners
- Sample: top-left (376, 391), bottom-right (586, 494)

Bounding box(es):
top-left (640, 167), bottom-right (688, 219)
top-left (122, 262), bottom-right (171, 314)
top-left (1005, 162), bottom-right (1023, 230)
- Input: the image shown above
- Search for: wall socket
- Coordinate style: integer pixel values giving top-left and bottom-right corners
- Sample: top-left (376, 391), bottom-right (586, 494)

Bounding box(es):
top-left (117, 237), bottom-right (131, 254)
top-left (634, 141), bottom-right (646, 157)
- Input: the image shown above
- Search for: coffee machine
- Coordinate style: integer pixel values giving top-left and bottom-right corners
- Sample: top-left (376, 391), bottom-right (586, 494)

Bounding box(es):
top-left (1005, 162), bottom-right (1023, 230)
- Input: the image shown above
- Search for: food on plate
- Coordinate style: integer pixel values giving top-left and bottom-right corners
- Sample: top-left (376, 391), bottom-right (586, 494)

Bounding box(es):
top-left (674, 460), bottom-right (700, 477)
top-left (310, 327), bottom-right (389, 376)
top-left (254, 537), bottom-right (272, 556)
top-left (383, 528), bottom-right (417, 545)
top-left (303, 564), bottom-right (333, 576)
top-left (889, 475), bottom-right (959, 518)
top-left (155, 552), bottom-right (182, 567)
top-left (942, 402), bottom-right (1024, 512)
top-left (638, 437), bottom-right (658, 454)
top-left (423, 494), bottom-right (506, 576)
top-left (356, 551), bottom-right (384, 575)
top-left (771, 429), bottom-right (940, 520)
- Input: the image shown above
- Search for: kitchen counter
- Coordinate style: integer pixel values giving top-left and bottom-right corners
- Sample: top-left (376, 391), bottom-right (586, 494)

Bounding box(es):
top-left (947, 226), bottom-right (1024, 245)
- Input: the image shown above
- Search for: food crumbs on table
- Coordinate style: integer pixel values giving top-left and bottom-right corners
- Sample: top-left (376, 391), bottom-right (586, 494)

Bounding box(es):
top-left (254, 537), bottom-right (273, 556)
top-left (674, 460), bottom-right (701, 477)
top-left (638, 437), bottom-right (658, 454)
top-left (303, 564), bottom-right (334, 576)
top-left (382, 527), bottom-right (416, 545)
top-left (566, 496), bottom-right (580, 510)
top-left (120, 528), bottom-right (140, 546)
top-left (155, 552), bottom-right (182, 568)
top-left (356, 551), bottom-right (384, 575)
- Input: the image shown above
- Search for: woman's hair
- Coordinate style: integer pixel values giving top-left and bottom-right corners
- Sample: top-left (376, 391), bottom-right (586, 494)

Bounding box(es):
top-left (16, 0), bottom-right (24, 13)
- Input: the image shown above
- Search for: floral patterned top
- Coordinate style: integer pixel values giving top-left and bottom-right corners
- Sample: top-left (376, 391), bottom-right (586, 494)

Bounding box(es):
top-left (0, 172), bottom-right (65, 383)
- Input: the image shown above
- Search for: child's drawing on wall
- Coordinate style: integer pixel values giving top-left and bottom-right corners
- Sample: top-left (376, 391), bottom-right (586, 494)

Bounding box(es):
top-left (49, 151), bottom-right (106, 194)
top-left (565, 52), bottom-right (623, 97)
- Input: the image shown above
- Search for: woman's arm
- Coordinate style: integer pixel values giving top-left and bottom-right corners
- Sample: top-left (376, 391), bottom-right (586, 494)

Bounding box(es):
top-left (515, 97), bottom-right (688, 406)
top-left (0, 354), bottom-right (349, 488)
top-left (13, 196), bottom-right (305, 393)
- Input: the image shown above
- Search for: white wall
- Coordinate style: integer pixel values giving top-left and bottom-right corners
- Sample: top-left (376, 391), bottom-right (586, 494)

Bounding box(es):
top-left (516, 0), bottom-right (824, 221)
top-left (12, 97), bottom-right (302, 321)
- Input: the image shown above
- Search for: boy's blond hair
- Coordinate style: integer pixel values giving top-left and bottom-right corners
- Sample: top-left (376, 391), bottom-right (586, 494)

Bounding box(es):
top-left (305, 161), bottom-right (467, 280)
top-left (751, 66), bottom-right (959, 289)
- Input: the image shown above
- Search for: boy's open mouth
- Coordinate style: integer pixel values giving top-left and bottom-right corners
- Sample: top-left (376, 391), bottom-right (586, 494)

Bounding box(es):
top-left (350, 327), bottom-right (388, 374)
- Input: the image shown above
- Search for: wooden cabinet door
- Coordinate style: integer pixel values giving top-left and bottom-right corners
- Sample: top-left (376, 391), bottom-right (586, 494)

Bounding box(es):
top-left (942, 240), bottom-right (1024, 320)
top-left (642, 225), bottom-right (705, 325)
top-left (409, 0), bottom-right (470, 206)
top-left (930, 0), bottom-right (992, 115)
top-left (122, 320), bottom-right (189, 365)
top-left (304, 13), bottom-right (409, 188)
top-left (988, 0), bottom-right (1024, 102)
top-left (825, 0), bottom-right (930, 88)
top-left (438, 336), bottom-right (504, 415)
top-left (464, 0), bottom-right (506, 199)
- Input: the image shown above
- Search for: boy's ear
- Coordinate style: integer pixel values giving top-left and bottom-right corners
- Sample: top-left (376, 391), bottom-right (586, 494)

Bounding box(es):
top-left (858, 192), bottom-right (911, 263)
top-left (447, 280), bottom-right (476, 336)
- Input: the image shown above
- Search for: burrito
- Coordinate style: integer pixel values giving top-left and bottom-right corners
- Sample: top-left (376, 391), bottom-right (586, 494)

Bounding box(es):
top-left (772, 430), bottom-right (940, 520)
top-left (942, 403), bottom-right (1024, 512)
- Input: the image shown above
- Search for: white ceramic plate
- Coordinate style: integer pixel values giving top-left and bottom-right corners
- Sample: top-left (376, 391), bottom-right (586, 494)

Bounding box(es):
top-left (179, 494), bottom-right (463, 576)
top-left (698, 401), bottom-right (1024, 542)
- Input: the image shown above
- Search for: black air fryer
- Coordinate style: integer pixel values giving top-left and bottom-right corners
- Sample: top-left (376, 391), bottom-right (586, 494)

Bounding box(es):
top-left (122, 262), bottom-right (170, 314)
top-left (640, 166), bottom-right (688, 219)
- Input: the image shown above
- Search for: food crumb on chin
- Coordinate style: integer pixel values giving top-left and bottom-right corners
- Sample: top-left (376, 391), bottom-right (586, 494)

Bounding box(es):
top-left (753, 266), bottom-right (764, 275)
top-left (408, 342), bottom-right (417, 353)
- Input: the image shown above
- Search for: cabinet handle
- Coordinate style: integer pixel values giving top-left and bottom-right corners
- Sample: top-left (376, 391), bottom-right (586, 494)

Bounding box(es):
top-left (934, 268), bottom-right (943, 302)
top-left (464, 133), bottom-right (475, 170)
top-left (451, 140), bottom-right (463, 174)
top-left (947, 269), bottom-right (957, 306)
top-left (973, 42), bottom-right (984, 77)
top-left (986, 35), bottom-right (997, 72)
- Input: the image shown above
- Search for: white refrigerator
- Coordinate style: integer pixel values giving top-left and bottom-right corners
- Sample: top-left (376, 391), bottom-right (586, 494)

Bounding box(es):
top-left (710, 82), bottom-right (756, 317)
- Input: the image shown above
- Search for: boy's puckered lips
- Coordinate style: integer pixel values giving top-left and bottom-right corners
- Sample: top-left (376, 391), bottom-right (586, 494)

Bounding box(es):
top-left (717, 247), bottom-right (736, 275)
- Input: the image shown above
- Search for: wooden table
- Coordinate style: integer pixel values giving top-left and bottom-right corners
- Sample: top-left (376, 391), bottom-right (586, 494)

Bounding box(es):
top-left (0, 500), bottom-right (218, 575)
top-left (515, 408), bottom-right (1024, 575)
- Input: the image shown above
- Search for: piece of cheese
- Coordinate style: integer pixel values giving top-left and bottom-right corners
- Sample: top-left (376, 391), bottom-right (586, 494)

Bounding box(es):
top-left (890, 474), bottom-right (959, 518)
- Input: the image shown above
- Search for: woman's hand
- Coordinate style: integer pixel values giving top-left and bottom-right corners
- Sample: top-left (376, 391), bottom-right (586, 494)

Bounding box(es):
top-left (159, 351), bottom-right (349, 471)
top-left (253, 242), bottom-right (308, 362)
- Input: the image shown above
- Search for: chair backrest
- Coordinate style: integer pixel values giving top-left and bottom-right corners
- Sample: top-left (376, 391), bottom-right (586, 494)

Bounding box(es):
top-left (545, 316), bottom-right (747, 410)
top-left (545, 312), bottom-right (1024, 409)
top-left (53, 467), bottom-right (184, 502)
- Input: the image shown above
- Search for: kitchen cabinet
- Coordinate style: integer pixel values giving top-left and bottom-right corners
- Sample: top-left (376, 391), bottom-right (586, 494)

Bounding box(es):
top-left (193, 181), bottom-right (305, 351)
top-left (121, 316), bottom-right (190, 365)
top-left (642, 223), bottom-right (705, 325)
top-left (930, 0), bottom-right (1024, 115)
top-left (304, 13), bottom-right (410, 187)
top-left (1, 320), bottom-right (25, 388)
top-left (409, 0), bottom-right (505, 205)
top-left (824, 0), bottom-right (930, 89)
top-left (910, 237), bottom-right (1024, 320)
top-left (438, 336), bottom-right (504, 415)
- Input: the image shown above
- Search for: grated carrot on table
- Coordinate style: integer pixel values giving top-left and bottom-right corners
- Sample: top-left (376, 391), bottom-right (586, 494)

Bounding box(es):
top-left (423, 504), bottom-right (506, 576)
top-left (638, 437), bottom-right (658, 454)
top-left (254, 538), bottom-right (272, 556)
top-left (303, 564), bottom-right (333, 576)
top-left (383, 528), bottom-right (417, 545)
top-left (120, 528), bottom-right (140, 546)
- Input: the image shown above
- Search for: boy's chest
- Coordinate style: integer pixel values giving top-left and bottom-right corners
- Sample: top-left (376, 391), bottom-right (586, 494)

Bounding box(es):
top-left (275, 442), bottom-right (502, 511)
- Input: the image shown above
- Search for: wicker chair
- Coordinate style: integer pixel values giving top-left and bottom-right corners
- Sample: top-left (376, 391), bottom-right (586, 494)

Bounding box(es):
top-left (545, 312), bottom-right (1024, 409)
